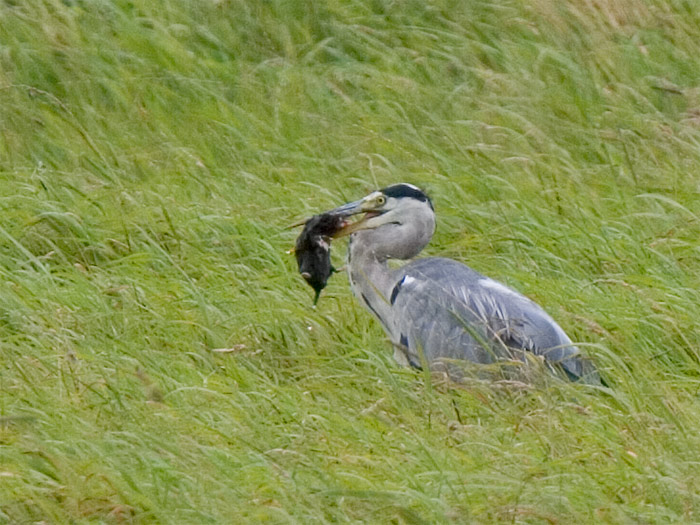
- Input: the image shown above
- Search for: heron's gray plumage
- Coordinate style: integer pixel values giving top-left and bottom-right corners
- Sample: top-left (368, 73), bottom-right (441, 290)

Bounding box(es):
top-left (327, 183), bottom-right (600, 384)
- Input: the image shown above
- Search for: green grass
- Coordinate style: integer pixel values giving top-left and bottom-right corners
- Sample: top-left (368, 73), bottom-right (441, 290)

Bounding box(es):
top-left (3, 0), bottom-right (700, 522)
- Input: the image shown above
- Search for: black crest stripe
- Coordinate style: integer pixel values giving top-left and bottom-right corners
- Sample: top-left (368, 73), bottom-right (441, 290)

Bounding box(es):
top-left (380, 184), bottom-right (433, 210)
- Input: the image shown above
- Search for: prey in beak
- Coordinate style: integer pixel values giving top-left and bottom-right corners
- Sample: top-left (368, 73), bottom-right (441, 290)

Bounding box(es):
top-left (291, 192), bottom-right (387, 304)
top-left (293, 213), bottom-right (347, 305)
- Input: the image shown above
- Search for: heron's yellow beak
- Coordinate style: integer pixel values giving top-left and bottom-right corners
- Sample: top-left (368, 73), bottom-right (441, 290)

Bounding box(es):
top-left (323, 195), bottom-right (386, 238)
top-left (331, 211), bottom-right (382, 238)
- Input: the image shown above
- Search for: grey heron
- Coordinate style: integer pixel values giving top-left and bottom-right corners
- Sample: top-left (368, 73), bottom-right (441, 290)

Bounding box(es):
top-left (323, 183), bottom-right (600, 384)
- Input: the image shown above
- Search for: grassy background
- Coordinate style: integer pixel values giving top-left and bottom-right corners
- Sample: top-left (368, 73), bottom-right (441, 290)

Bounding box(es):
top-left (3, 0), bottom-right (700, 522)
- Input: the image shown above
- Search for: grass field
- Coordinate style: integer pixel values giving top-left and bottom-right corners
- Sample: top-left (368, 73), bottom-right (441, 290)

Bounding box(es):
top-left (3, 0), bottom-right (700, 522)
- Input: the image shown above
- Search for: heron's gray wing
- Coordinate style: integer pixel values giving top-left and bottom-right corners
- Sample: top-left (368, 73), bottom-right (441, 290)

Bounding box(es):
top-left (389, 258), bottom-right (599, 382)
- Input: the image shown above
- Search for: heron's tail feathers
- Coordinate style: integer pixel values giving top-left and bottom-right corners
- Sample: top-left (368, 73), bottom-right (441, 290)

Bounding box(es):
top-left (558, 356), bottom-right (605, 386)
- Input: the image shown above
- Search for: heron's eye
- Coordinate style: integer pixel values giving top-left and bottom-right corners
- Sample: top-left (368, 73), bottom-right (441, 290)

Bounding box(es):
top-left (376, 195), bottom-right (386, 206)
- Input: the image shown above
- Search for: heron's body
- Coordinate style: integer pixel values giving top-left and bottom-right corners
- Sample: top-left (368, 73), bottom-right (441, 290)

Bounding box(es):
top-left (350, 253), bottom-right (596, 381)
top-left (319, 183), bottom-right (600, 383)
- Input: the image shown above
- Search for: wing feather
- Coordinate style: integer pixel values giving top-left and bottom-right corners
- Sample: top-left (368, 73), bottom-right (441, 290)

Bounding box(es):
top-left (389, 257), bottom-right (598, 382)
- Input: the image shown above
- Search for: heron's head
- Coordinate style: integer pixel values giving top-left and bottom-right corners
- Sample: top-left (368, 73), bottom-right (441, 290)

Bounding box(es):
top-left (326, 183), bottom-right (436, 259)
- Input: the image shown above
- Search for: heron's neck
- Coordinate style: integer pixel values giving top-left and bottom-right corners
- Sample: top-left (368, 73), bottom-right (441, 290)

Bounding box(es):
top-left (347, 236), bottom-right (397, 330)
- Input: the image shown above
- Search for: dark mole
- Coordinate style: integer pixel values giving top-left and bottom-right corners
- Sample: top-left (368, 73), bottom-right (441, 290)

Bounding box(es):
top-left (295, 213), bottom-right (346, 304)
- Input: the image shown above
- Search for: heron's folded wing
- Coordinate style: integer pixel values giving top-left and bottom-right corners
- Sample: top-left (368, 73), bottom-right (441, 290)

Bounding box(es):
top-left (391, 258), bottom-right (598, 381)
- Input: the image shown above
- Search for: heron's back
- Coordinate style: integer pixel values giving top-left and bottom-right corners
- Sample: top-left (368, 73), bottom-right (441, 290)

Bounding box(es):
top-left (386, 257), bottom-right (599, 382)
